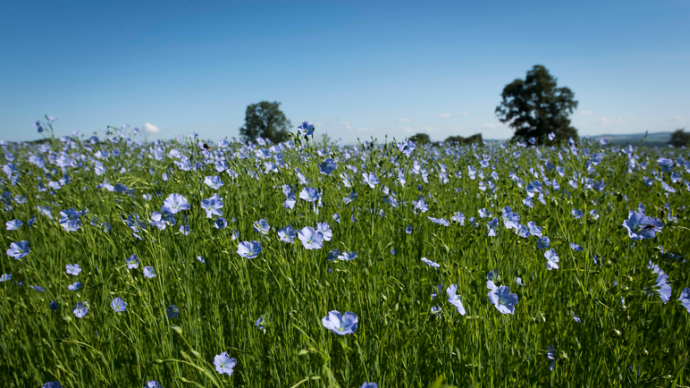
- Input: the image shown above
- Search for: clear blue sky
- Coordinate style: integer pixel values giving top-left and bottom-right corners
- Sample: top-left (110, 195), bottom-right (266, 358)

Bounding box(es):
top-left (1, 0), bottom-right (688, 143)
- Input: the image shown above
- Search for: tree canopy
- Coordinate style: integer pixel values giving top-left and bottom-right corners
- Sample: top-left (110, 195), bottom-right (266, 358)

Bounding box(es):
top-left (445, 133), bottom-right (483, 145)
top-left (408, 133), bottom-right (431, 144)
top-left (239, 101), bottom-right (292, 143)
top-left (669, 128), bottom-right (689, 147)
top-left (495, 65), bottom-right (578, 144)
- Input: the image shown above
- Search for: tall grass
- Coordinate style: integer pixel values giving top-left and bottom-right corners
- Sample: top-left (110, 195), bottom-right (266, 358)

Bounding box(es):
top-left (0, 123), bottom-right (688, 387)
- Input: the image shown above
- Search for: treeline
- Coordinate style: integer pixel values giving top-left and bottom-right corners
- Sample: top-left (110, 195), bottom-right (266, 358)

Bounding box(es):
top-left (407, 132), bottom-right (483, 146)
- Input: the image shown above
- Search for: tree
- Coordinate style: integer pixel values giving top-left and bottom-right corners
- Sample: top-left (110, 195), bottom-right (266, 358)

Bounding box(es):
top-left (445, 133), bottom-right (483, 145)
top-left (239, 101), bottom-right (292, 143)
top-left (495, 65), bottom-right (578, 144)
top-left (408, 133), bottom-right (430, 144)
top-left (669, 128), bottom-right (689, 147)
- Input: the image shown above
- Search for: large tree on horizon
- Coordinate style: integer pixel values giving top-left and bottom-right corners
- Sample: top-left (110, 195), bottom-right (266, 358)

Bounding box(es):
top-left (239, 101), bottom-right (292, 143)
top-left (495, 65), bottom-right (579, 143)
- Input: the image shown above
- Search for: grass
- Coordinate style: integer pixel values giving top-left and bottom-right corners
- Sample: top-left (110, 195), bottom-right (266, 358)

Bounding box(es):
top-left (0, 124), bottom-right (689, 387)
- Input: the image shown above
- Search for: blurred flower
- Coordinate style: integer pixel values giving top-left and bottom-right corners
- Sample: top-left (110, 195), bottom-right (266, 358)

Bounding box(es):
top-left (253, 219), bottom-right (271, 235)
top-left (237, 241), bottom-right (262, 259)
top-left (201, 194), bottom-right (223, 218)
top-left (126, 255), bottom-right (139, 269)
top-left (488, 285), bottom-right (518, 314)
top-left (73, 302), bottom-right (89, 318)
top-left (110, 297), bottom-right (127, 313)
top-left (214, 352), bottom-right (237, 376)
top-left (143, 266), bottom-right (157, 278)
top-left (204, 175), bottom-right (224, 190)
top-left (537, 236), bottom-right (550, 249)
top-left (5, 219), bottom-right (22, 231)
top-left (68, 282), bottom-right (82, 291)
top-left (446, 284), bottom-right (466, 315)
top-left (622, 211), bottom-right (663, 240)
top-left (166, 305), bottom-right (180, 319)
top-left (544, 249), bottom-right (559, 270)
top-left (322, 310), bottom-right (358, 335)
top-left (66, 264), bottom-right (82, 276)
top-left (421, 257), bottom-right (440, 269)
top-left (298, 227), bottom-right (323, 250)
top-left (162, 194), bottom-right (190, 214)
top-left (6, 241), bottom-right (30, 260)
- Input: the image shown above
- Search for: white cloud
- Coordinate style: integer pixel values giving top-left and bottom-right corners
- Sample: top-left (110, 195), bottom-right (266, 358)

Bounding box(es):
top-left (481, 123), bottom-right (499, 129)
top-left (580, 110), bottom-right (593, 115)
top-left (403, 127), bottom-right (414, 133)
top-left (398, 118), bottom-right (411, 122)
top-left (342, 121), bottom-right (352, 130)
top-left (357, 128), bottom-right (373, 132)
top-left (422, 126), bottom-right (433, 132)
top-left (143, 122), bottom-right (160, 133)
top-left (315, 122), bottom-right (322, 126)
top-left (462, 112), bottom-right (467, 116)
top-left (439, 113), bottom-right (451, 118)
top-left (599, 117), bottom-right (625, 126)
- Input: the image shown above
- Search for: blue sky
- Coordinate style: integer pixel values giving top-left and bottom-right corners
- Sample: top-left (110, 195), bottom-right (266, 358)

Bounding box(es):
top-left (1, 0), bottom-right (688, 143)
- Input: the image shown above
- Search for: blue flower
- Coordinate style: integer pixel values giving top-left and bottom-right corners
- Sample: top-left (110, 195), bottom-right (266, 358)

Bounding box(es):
top-left (278, 225), bottom-right (297, 243)
top-left (127, 255), bottom-right (140, 269)
top-left (571, 209), bottom-right (584, 219)
top-left (253, 219), bottom-right (271, 235)
top-left (204, 175), bottom-right (224, 190)
top-left (654, 272), bottom-right (672, 302)
top-left (297, 121), bottom-right (314, 136)
top-left (143, 266), bottom-right (157, 278)
top-left (200, 194), bottom-right (223, 218)
top-left (0, 274), bottom-right (11, 282)
top-left (73, 302), bottom-right (89, 318)
top-left (6, 241), bottom-right (30, 260)
top-left (299, 187), bottom-right (320, 202)
top-left (66, 264), bottom-right (82, 276)
top-left (284, 193), bottom-right (297, 209)
top-left (572, 311), bottom-right (581, 323)
top-left (537, 236), bottom-right (550, 249)
top-left (332, 213), bottom-right (340, 223)
top-left (237, 240), bottom-right (262, 258)
top-left (214, 217), bottom-right (227, 229)
top-left (679, 287), bottom-right (690, 314)
top-left (255, 316), bottom-right (264, 330)
top-left (421, 257), bottom-right (440, 269)
top-left (166, 305), bottom-right (180, 319)
top-left (338, 251), bottom-right (357, 261)
top-left (316, 222), bottom-right (333, 241)
top-left (162, 193), bottom-right (190, 214)
top-left (111, 297), bottom-right (127, 313)
top-left (527, 221), bottom-right (542, 237)
top-left (298, 227), bottom-right (324, 250)
top-left (42, 381), bottom-right (62, 388)
top-left (570, 243), bottom-right (583, 252)
top-left (405, 225), bottom-right (413, 234)
top-left (5, 219), bottom-right (22, 231)
top-left (362, 172), bottom-right (380, 188)
top-left (214, 352), bottom-right (237, 376)
top-left (487, 284), bottom-right (518, 314)
top-left (452, 212), bottom-right (465, 225)
top-left (446, 284), bottom-right (466, 315)
top-left (322, 310), bottom-right (358, 335)
top-left (30, 285), bottom-right (45, 292)
top-left (319, 158), bottom-right (337, 175)
top-left (544, 249), bottom-right (559, 270)
top-left (196, 256), bottom-right (205, 263)
top-left (429, 216), bottom-right (450, 227)
top-left (145, 381), bottom-right (162, 388)
top-left (360, 383), bottom-right (378, 388)
top-left (58, 208), bottom-right (83, 232)
top-left (68, 282), bottom-right (82, 291)
top-left (49, 300), bottom-right (58, 310)
top-left (622, 211), bottom-right (663, 240)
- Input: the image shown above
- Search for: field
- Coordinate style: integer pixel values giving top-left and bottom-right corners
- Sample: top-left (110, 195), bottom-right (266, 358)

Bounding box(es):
top-left (1, 120), bottom-right (689, 388)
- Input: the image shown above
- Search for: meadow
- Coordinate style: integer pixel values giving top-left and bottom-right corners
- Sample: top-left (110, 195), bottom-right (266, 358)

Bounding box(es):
top-left (1, 119), bottom-right (689, 388)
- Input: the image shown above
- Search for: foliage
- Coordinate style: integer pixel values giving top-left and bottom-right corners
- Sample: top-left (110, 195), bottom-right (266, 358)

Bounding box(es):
top-left (444, 134), bottom-right (483, 145)
top-left (1, 119), bottom-right (690, 387)
top-left (495, 65), bottom-right (579, 144)
top-left (669, 128), bottom-right (689, 147)
top-left (408, 132), bottom-right (431, 144)
top-left (239, 101), bottom-right (292, 143)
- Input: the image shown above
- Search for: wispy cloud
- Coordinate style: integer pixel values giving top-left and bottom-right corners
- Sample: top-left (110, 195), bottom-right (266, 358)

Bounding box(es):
top-left (143, 122), bottom-right (160, 133)
top-left (462, 112), bottom-right (467, 116)
top-left (398, 118), bottom-right (411, 122)
top-left (481, 123), bottom-right (499, 129)
top-left (422, 126), bottom-right (433, 132)
top-left (357, 127), bottom-right (373, 132)
top-left (342, 121), bottom-right (352, 130)
top-left (438, 113), bottom-right (451, 118)
top-left (402, 127), bottom-right (414, 133)
top-left (580, 110), bottom-right (593, 115)
top-left (599, 117), bottom-right (625, 126)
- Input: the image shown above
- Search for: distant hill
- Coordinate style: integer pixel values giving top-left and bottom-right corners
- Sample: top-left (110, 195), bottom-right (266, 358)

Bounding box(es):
top-left (592, 132), bottom-right (672, 147)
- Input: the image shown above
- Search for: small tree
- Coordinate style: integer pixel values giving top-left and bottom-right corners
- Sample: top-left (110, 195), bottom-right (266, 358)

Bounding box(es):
top-left (239, 101), bottom-right (292, 143)
top-left (445, 133), bottom-right (483, 145)
top-left (495, 65), bottom-right (578, 144)
top-left (669, 128), bottom-right (689, 147)
top-left (408, 133), bottom-right (431, 144)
